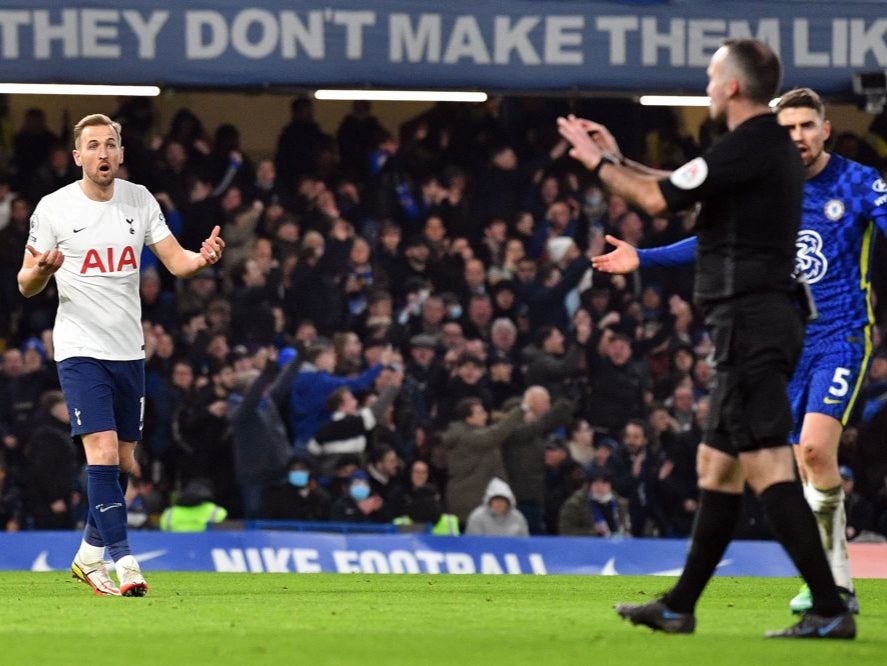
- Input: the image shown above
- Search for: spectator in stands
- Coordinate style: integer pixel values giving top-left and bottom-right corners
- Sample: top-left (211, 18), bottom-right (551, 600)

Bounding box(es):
top-left (490, 279), bottom-right (522, 324)
top-left (366, 444), bottom-right (401, 504)
top-left (668, 381), bottom-right (697, 433)
top-left (558, 469), bottom-right (625, 537)
top-left (336, 100), bottom-right (386, 184)
top-left (524, 320), bottom-right (590, 401)
top-left (12, 108), bottom-right (58, 187)
top-left (838, 465), bottom-right (875, 542)
top-left (139, 267), bottom-right (178, 334)
top-left (22, 390), bottom-right (77, 529)
top-left (388, 458), bottom-right (431, 518)
top-left (1, 342), bottom-right (57, 453)
top-left (543, 436), bottom-right (586, 535)
top-left (531, 199), bottom-right (578, 259)
top-left (227, 347), bottom-right (301, 518)
top-left (475, 217), bottom-right (509, 274)
top-left (177, 358), bottom-right (238, 509)
top-left (586, 330), bottom-right (648, 437)
top-left (329, 469), bottom-right (390, 523)
top-left (0, 451), bottom-right (22, 531)
top-left (525, 245), bottom-right (593, 335)
top-left (392, 483), bottom-right (459, 535)
top-left (487, 350), bottom-right (523, 410)
top-left (465, 477), bottom-right (529, 536)
top-left (159, 478), bottom-right (228, 532)
top-left (260, 453), bottom-right (331, 522)
top-left (443, 397), bottom-right (525, 525)
top-left (275, 97), bottom-right (333, 193)
top-left (400, 333), bottom-right (440, 425)
top-left (566, 417), bottom-right (596, 468)
top-left (502, 386), bottom-right (574, 534)
top-left (0, 171), bottom-right (16, 232)
top-left (27, 142), bottom-right (79, 203)
top-left (124, 472), bottom-right (162, 530)
top-left (611, 419), bottom-right (669, 537)
top-left (434, 353), bottom-right (493, 429)
top-left (290, 340), bottom-right (392, 448)
top-left (308, 380), bottom-right (399, 479)
top-left (0, 197), bottom-right (38, 337)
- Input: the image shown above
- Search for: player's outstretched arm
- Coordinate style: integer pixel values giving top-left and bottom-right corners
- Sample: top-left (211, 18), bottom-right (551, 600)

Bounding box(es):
top-left (151, 225), bottom-right (225, 278)
top-left (18, 245), bottom-right (64, 298)
top-left (592, 235), bottom-right (698, 275)
top-left (591, 235), bottom-right (641, 274)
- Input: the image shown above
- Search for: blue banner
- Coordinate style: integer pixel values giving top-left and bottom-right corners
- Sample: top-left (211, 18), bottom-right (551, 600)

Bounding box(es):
top-left (0, 531), bottom-right (799, 575)
top-left (0, 1), bottom-right (885, 93)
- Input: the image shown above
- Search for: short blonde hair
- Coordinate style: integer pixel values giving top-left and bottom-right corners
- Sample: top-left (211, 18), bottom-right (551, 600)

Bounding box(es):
top-left (73, 113), bottom-right (122, 150)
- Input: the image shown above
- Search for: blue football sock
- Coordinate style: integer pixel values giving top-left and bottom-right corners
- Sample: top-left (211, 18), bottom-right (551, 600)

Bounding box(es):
top-left (86, 465), bottom-right (131, 561)
top-left (83, 470), bottom-right (131, 547)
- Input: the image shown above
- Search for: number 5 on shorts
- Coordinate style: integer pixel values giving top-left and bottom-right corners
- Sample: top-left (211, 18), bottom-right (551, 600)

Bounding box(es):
top-left (828, 368), bottom-right (850, 397)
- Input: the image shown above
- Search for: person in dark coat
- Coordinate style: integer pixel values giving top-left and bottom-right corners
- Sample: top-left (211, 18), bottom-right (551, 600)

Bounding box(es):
top-left (23, 390), bottom-right (78, 529)
top-left (502, 387), bottom-right (574, 534)
top-left (260, 453), bottom-right (331, 522)
top-left (442, 398), bottom-right (524, 525)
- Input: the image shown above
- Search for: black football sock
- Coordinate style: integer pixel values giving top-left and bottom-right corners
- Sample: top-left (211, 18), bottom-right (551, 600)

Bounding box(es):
top-left (759, 481), bottom-right (845, 616)
top-left (663, 489), bottom-right (741, 613)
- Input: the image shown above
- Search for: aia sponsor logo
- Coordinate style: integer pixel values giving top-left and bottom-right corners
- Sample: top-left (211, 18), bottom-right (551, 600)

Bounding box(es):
top-left (80, 246), bottom-right (138, 274)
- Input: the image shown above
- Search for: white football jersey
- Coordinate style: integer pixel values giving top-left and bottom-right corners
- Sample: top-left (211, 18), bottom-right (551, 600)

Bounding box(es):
top-left (28, 179), bottom-right (171, 361)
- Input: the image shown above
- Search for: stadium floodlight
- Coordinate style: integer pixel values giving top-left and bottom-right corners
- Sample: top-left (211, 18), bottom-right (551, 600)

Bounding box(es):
top-left (0, 83), bottom-right (160, 96)
top-left (314, 89), bottom-right (488, 103)
top-left (638, 95), bottom-right (711, 107)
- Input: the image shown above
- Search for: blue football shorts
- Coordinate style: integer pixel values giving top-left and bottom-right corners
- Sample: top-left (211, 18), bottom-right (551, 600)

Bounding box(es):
top-left (57, 357), bottom-right (145, 442)
top-left (788, 334), bottom-right (871, 443)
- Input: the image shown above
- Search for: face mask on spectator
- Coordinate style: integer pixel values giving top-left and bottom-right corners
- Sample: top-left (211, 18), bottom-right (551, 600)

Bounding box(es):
top-left (288, 470), bottom-right (310, 488)
top-left (350, 482), bottom-right (371, 501)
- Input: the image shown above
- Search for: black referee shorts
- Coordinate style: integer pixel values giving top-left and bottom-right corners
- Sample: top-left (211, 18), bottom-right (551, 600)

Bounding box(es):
top-left (703, 292), bottom-right (805, 455)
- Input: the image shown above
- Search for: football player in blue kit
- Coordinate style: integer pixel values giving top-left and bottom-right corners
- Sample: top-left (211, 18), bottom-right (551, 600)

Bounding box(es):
top-left (591, 88), bottom-right (887, 614)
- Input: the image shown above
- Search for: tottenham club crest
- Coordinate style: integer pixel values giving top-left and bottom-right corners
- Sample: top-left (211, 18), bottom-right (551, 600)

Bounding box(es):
top-left (794, 230), bottom-right (828, 284)
top-left (823, 199), bottom-right (845, 221)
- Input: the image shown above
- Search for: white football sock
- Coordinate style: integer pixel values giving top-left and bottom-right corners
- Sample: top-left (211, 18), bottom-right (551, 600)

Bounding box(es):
top-left (77, 540), bottom-right (106, 563)
top-left (804, 482), bottom-right (853, 591)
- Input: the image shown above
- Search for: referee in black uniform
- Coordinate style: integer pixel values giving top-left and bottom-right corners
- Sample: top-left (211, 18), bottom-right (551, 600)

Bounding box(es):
top-left (557, 39), bottom-right (854, 639)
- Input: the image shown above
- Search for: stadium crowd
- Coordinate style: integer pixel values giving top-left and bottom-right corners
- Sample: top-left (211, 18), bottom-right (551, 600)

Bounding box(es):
top-left (1, 96), bottom-right (887, 538)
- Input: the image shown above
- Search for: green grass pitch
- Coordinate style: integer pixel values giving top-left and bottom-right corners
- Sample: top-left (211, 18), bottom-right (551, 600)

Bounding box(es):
top-left (1, 573), bottom-right (885, 666)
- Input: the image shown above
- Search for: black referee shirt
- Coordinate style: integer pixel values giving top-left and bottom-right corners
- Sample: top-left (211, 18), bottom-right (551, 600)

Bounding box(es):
top-left (658, 113), bottom-right (804, 306)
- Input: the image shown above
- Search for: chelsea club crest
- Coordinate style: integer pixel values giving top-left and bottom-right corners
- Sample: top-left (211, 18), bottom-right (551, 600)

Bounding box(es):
top-left (823, 199), bottom-right (844, 221)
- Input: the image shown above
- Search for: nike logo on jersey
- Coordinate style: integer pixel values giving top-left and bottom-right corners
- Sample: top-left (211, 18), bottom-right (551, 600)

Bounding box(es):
top-left (823, 397), bottom-right (843, 405)
top-left (73, 227), bottom-right (86, 233)
top-left (96, 503), bottom-right (123, 513)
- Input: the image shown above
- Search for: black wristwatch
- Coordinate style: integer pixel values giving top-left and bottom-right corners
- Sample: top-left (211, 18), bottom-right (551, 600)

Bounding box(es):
top-left (593, 153), bottom-right (620, 179)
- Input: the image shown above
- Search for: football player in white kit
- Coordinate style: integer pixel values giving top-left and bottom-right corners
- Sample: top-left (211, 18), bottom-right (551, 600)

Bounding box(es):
top-left (17, 113), bottom-right (225, 596)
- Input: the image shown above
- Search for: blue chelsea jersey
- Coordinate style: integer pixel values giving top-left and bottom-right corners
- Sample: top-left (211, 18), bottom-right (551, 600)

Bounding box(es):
top-left (796, 154), bottom-right (887, 343)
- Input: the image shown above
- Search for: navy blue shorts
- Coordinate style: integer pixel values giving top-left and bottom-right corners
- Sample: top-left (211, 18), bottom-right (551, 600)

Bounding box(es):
top-left (57, 357), bottom-right (145, 442)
